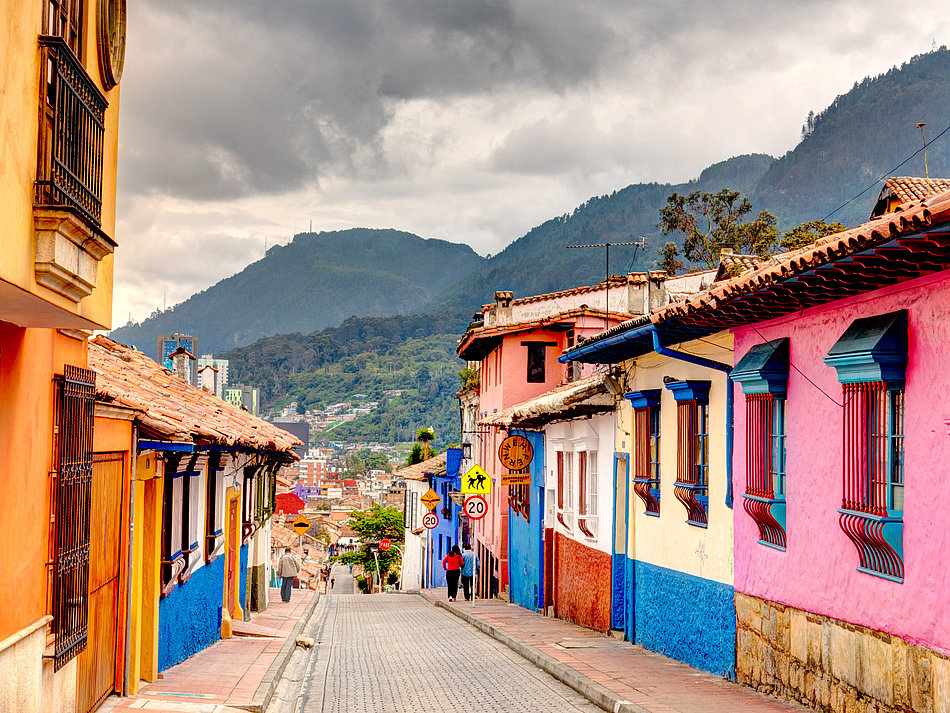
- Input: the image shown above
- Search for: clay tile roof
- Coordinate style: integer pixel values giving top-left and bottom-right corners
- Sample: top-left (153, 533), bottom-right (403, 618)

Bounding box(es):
top-left (651, 187), bottom-right (950, 327)
top-left (714, 251), bottom-right (763, 282)
top-left (88, 335), bottom-right (301, 454)
top-left (882, 176), bottom-right (950, 205)
top-left (393, 452), bottom-right (447, 481)
top-left (479, 372), bottom-right (615, 428)
top-left (489, 274), bottom-right (649, 309)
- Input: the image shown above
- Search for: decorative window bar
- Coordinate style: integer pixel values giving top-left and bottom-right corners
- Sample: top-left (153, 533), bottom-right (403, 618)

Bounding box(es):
top-left (51, 365), bottom-right (95, 670)
top-left (674, 400), bottom-right (709, 526)
top-left (742, 394), bottom-right (787, 549)
top-left (632, 406), bottom-right (660, 514)
top-left (36, 35), bottom-right (107, 226)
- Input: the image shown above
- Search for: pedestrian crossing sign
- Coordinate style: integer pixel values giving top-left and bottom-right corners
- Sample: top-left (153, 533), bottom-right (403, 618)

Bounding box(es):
top-left (461, 464), bottom-right (492, 494)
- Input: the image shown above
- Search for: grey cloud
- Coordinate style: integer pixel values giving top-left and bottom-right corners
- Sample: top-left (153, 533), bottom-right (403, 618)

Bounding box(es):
top-left (120, 1), bottom-right (621, 201)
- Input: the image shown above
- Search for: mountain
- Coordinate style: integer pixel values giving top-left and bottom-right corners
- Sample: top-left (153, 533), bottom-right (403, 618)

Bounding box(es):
top-left (751, 48), bottom-right (950, 227)
top-left (430, 47), bottom-right (950, 313)
top-left (109, 228), bottom-right (485, 353)
top-left (425, 153), bottom-right (775, 315)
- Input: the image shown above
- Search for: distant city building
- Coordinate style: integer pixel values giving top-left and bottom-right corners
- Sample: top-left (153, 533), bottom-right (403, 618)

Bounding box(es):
top-left (225, 384), bottom-right (259, 416)
top-left (157, 333), bottom-right (199, 383)
top-left (196, 354), bottom-right (229, 397)
top-left (269, 419), bottom-right (310, 458)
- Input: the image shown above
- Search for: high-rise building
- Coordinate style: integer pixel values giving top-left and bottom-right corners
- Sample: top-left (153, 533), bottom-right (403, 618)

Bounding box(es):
top-left (225, 384), bottom-right (259, 416)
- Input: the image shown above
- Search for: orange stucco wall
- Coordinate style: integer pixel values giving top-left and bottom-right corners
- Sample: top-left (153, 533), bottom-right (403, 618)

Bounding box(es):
top-left (0, 322), bottom-right (86, 641)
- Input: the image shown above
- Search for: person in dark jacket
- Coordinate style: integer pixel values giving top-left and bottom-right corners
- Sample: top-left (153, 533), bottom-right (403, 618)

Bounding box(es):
top-left (442, 545), bottom-right (464, 601)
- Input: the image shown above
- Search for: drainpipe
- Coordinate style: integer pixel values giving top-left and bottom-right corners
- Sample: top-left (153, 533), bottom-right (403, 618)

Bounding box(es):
top-left (649, 327), bottom-right (734, 509)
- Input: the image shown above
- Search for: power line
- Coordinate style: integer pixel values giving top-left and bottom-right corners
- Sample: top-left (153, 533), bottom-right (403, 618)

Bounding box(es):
top-left (822, 121), bottom-right (950, 222)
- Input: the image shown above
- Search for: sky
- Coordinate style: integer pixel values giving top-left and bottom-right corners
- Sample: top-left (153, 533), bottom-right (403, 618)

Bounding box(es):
top-left (112, 0), bottom-right (950, 327)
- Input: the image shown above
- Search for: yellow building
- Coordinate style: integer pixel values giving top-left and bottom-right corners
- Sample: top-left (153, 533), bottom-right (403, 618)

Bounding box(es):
top-left (0, 2), bottom-right (127, 712)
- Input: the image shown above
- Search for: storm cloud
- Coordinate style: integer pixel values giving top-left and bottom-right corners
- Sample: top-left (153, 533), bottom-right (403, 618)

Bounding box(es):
top-left (113, 0), bottom-right (950, 327)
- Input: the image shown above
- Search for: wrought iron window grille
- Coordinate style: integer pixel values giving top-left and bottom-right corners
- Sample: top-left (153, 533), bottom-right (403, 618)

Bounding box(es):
top-left (50, 365), bottom-right (95, 670)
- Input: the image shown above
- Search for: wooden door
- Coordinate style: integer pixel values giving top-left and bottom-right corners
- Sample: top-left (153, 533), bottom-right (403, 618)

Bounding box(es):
top-left (226, 496), bottom-right (238, 615)
top-left (76, 452), bottom-right (125, 713)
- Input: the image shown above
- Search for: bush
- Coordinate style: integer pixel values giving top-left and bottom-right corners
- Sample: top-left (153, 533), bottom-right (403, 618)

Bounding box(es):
top-left (387, 573), bottom-right (399, 586)
top-left (356, 575), bottom-right (369, 593)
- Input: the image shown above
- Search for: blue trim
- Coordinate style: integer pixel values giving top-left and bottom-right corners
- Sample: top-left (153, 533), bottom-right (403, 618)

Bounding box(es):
top-left (139, 440), bottom-right (194, 452)
top-left (558, 320), bottom-right (655, 364)
top-left (732, 338), bottom-right (789, 395)
top-left (623, 389), bottom-right (661, 409)
top-left (664, 379), bottom-right (711, 402)
top-left (824, 310), bottom-right (908, 385)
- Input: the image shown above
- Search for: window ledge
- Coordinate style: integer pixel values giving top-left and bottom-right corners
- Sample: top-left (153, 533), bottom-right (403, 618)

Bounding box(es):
top-left (33, 207), bottom-right (115, 302)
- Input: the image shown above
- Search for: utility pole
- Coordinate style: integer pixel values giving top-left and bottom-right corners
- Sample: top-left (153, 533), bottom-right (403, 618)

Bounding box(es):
top-left (566, 239), bottom-right (645, 327)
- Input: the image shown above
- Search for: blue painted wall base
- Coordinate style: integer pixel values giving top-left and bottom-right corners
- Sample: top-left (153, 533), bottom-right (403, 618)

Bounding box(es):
top-left (508, 431), bottom-right (544, 611)
top-left (611, 553), bottom-right (626, 630)
top-left (158, 556), bottom-right (224, 672)
top-left (629, 559), bottom-right (736, 679)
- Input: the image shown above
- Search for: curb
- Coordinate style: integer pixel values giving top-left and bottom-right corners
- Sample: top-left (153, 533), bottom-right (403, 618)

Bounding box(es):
top-left (434, 600), bottom-right (650, 713)
top-left (236, 592), bottom-right (322, 713)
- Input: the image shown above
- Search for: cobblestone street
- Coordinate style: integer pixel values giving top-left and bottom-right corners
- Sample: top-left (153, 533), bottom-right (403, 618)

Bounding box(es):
top-left (295, 567), bottom-right (599, 712)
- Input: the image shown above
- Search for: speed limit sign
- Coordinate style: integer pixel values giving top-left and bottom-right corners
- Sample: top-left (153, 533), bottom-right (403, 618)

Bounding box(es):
top-left (422, 511), bottom-right (439, 529)
top-left (463, 495), bottom-right (488, 520)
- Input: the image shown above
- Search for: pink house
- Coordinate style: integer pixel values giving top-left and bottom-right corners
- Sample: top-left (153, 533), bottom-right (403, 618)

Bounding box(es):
top-left (651, 179), bottom-right (950, 712)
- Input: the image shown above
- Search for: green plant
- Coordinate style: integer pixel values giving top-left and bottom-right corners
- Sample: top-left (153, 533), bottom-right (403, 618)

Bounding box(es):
top-left (356, 575), bottom-right (368, 593)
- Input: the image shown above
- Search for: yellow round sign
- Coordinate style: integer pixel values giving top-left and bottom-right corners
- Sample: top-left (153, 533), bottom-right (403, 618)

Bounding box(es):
top-left (498, 435), bottom-right (533, 471)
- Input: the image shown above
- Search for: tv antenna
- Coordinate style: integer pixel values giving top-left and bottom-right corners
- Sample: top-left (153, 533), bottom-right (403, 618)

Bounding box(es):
top-left (567, 238), bottom-right (646, 327)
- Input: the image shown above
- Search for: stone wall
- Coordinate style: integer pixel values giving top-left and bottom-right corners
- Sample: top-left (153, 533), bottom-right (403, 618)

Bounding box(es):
top-left (736, 592), bottom-right (950, 713)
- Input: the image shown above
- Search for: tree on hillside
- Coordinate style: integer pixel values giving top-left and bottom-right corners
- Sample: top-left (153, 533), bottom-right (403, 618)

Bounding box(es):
top-left (417, 426), bottom-right (435, 460)
top-left (658, 188), bottom-right (779, 269)
top-left (330, 505), bottom-right (404, 587)
top-left (406, 443), bottom-right (424, 466)
top-left (780, 219), bottom-right (847, 251)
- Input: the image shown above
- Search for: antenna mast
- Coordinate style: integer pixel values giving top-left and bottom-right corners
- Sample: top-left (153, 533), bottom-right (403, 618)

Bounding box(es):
top-left (566, 239), bottom-right (645, 328)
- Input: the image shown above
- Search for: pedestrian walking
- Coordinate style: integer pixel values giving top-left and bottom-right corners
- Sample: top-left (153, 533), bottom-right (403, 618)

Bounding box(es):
top-left (330, 576), bottom-right (335, 590)
top-left (460, 542), bottom-right (479, 601)
top-left (277, 547), bottom-right (301, 603)
top-left (442, 545), bottom-right (464, 601)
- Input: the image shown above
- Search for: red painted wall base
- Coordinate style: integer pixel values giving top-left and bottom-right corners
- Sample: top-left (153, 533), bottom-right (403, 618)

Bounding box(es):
top-left (553, 531), bottom-right (612, 632)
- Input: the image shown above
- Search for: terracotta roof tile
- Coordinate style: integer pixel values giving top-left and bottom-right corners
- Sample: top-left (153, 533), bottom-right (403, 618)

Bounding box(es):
top-left (393, 452), bottom-right (447, 481)
top-left (483, 273), bottom-right (658, 310)
top-left (651, 187), bottom-right (950, 325)
top-left (89, 335), bottom-right (301, 454)
top-left (882, 176), bottom-right (950, 205)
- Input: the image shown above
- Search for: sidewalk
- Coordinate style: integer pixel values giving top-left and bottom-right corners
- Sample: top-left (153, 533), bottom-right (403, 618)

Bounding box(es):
top-left (418, 588), bottom-right (806, 713)
top-left (99, 587), bottom-right (317, 713)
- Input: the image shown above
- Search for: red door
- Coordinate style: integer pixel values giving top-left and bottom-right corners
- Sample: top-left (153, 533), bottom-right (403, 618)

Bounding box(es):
top-left (226, 497), bottom-right (238, 615)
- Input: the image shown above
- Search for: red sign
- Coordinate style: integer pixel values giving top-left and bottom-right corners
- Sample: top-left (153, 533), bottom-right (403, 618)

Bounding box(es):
top-left (463, 495), bottom-right (488, 520)
top-left (422, 511), bottom-right (439, 529)
top-left (379, 539), bottom-right (392, 551)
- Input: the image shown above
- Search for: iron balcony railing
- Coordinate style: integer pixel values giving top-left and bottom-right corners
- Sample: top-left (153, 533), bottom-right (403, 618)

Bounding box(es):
top-left (36, 35), bottom-right (107, 227)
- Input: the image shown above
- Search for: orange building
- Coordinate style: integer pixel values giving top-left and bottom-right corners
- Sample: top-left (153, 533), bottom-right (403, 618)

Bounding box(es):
top-left (0, 1), bottom-right (128, 712)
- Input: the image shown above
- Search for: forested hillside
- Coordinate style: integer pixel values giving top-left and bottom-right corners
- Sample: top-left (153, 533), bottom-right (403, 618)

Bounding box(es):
top-left (751, 48), bottom-right (950, 226)
top-left (110, 229), bottom-right (484, 352)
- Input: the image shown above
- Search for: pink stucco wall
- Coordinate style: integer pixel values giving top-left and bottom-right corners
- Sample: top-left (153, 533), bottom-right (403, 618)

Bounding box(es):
top-left (732, 270), bottom-right (950, 654)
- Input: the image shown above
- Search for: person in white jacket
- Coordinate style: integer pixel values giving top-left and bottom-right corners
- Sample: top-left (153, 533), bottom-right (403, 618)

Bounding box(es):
top-left (276, 547), bottom-right (301, 602)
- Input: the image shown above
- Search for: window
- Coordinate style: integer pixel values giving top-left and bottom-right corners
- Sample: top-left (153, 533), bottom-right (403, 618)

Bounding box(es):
top-left (161, 452), bottom-right (187, 596)
top-left (242, 463), bottom-right (261, 544)
top-left (627, 390), bottom-right (661, 514)
top-left (555, 450), bottom-right (574, 529)
top-left (577, 451), bottom-right (598, 538)
top-left (825, 310), bottom-right (907, 581)
top-left (665, 380), bottom-right (712, 527)
top-left (180, 453), bottom-right (206, 581)
top-left (734, 338), bottom-right (790, 549)
top-left (50, 365), bottom-right (95, 670)
top-left (46, 0), bottom-right (84, 54)
top-left (206, 452), bottom-right (226, 562)
top-left (527, 343), bottom-right (546, 383)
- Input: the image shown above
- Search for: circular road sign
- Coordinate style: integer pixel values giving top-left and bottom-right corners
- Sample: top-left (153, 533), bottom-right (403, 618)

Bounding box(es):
top-left (379, 539), bottom-right (392, 551)
top-left (422, 512), bottom-right (439, 529)
top-left (463, 495), bottom-right (488, 520)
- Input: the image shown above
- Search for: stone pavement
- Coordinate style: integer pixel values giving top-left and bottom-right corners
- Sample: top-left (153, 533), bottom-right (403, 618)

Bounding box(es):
top-left (296, 590), bottom-right (600, 712)
top-left (419, 588), bottom-right (807, 713)
top-left (97, 587), bottom-right (316, 713)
